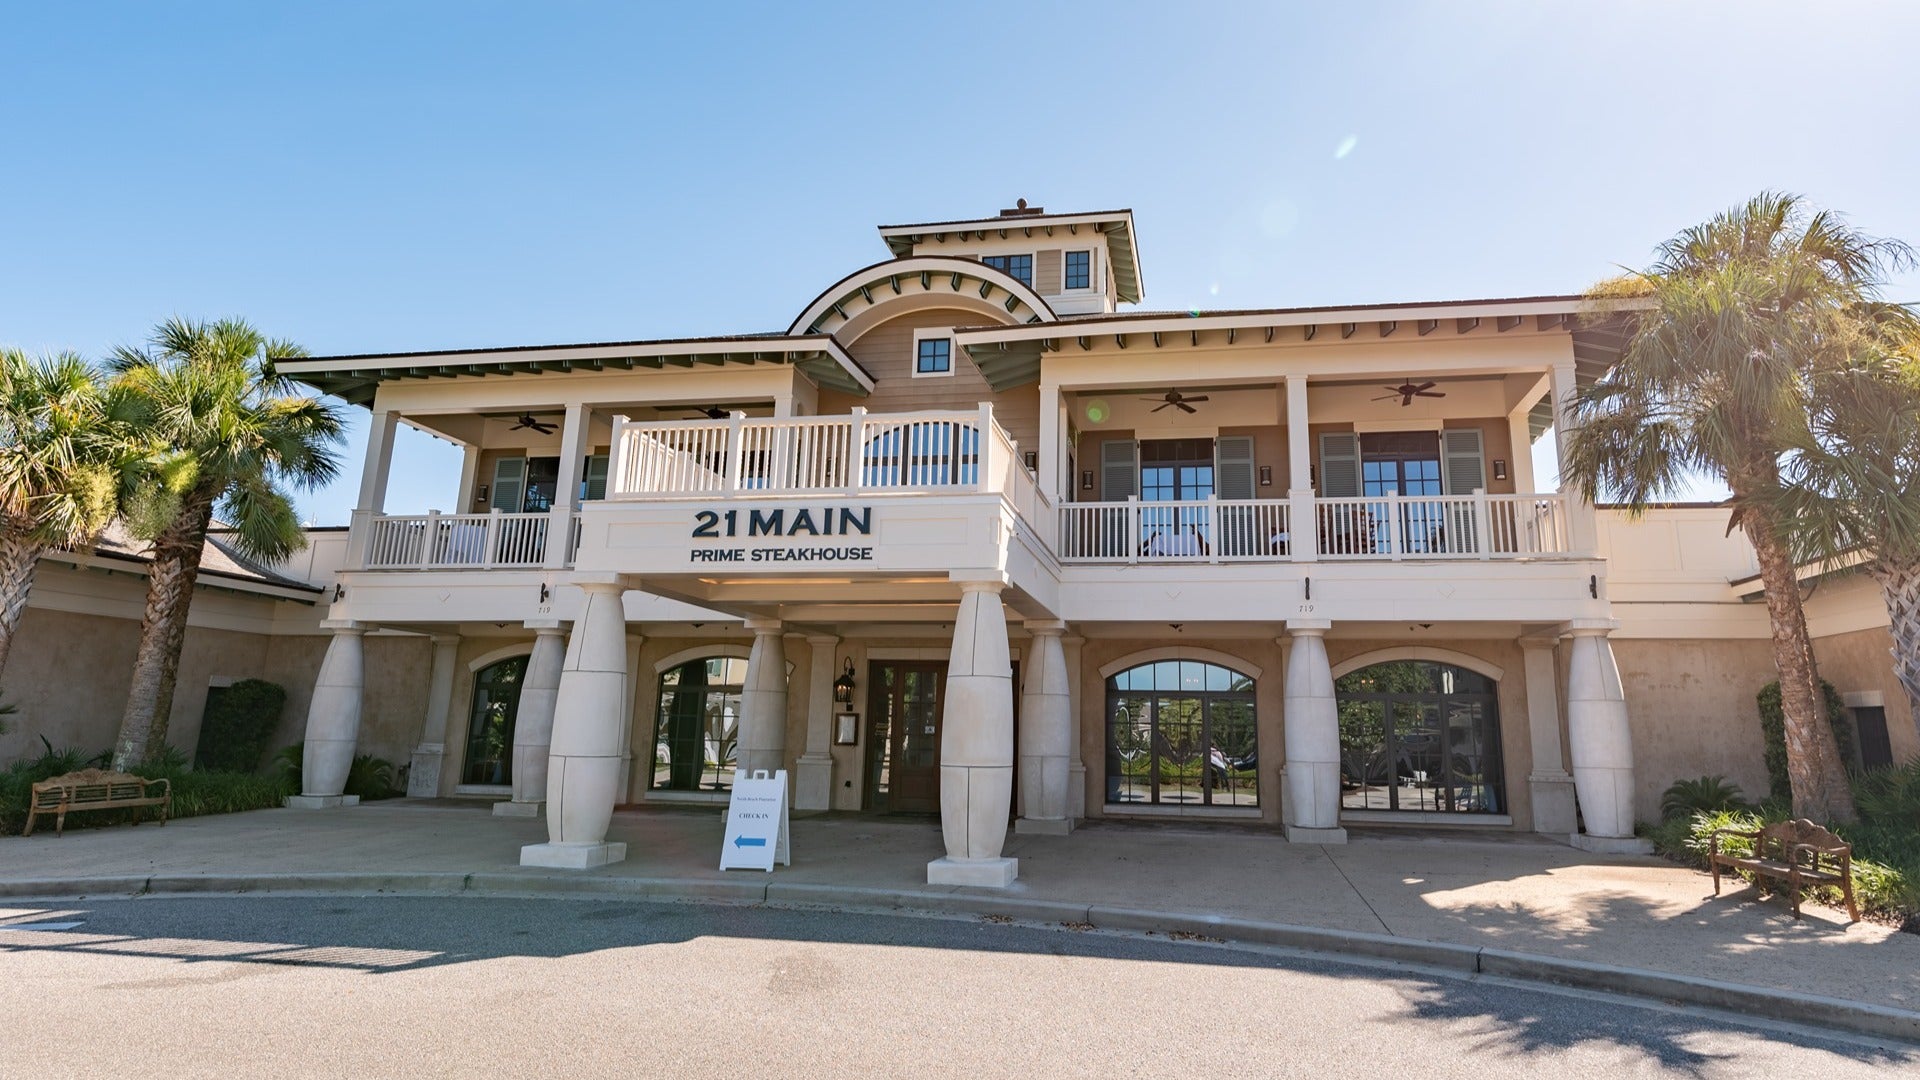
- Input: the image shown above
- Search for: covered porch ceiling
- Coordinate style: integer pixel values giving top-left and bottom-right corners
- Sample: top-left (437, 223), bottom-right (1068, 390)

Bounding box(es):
top-left (280, 333), bottom-right (875, 408)
top-left (954, 296), bottom-right (1641, 436)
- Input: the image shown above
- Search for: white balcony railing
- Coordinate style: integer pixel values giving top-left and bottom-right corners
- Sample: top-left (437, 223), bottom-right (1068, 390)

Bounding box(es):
top-left (362, 510), bottom-right (561, 570)
top-left (1057, 492), bottom-right (1570, 564)
top-left (608, 406), bottom-right (1019, 499)
top-left (1058, 499), bottom-right (1291, 563)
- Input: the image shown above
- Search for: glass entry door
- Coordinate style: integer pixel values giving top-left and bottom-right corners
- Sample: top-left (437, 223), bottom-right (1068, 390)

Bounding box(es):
top-left (866, 662), bottom-right (945, 813)
top-left (1138, 438), bottom-right (1215, 554)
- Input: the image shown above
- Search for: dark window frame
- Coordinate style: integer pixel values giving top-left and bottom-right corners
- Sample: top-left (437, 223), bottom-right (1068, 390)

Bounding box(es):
top-left (1105, 659), bottom-right (1259, 808)
top-left (981, 253), bottom-right (1034, 287)
top-left (1064, 249), bottom-right (1091, 290)
top-left (915, 336), bottom-right (952, 375)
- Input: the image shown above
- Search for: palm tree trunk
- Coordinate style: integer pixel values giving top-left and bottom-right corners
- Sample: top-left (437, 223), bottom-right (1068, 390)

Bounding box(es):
top-left (0, 529), bottom-right (43, 682)
top-left (111, 498), bottom-right (214, 770)
top-left (1746, 516), bottom-right (1858, 823)
top-left (1871, 558), bottom-right (1920, 732)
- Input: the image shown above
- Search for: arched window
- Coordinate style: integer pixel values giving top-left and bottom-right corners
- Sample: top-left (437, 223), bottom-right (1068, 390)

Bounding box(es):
top-left (463, 656), bottom-right (528, 786)
top-left (1106, 659), bottom-right (1258, 807)
top-left (651, 656), bottom-right (750, 793)
top-left (1336, 661), bottom-right (1504, 814)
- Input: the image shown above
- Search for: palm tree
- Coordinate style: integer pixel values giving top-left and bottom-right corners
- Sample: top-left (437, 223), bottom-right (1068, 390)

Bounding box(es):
top-left (108, 318), bottom-right (344, 769)
top-left (1568, 192), bottom-right (1910, 824)
top-left (0, 350), bottom-right (126, 678)
top-left (1778, 322), bottom-right (1920, 727)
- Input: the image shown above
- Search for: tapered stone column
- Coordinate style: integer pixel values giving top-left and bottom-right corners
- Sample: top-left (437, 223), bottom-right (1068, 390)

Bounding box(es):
top-left (1565, 625), bottom-right (1649, 852)
top-left (795, 634), bottom-right (839, 811)
top-left (287, 623), bottom-right (368, 809)
top-left (929, 579), bottom-right (1017, 886)
top-left (496, 625), bottom-right (566, 818)
top-left (1282, 621), bottom-right (1346, 843)
top-left (1016, 620), bottom-right (1073, 835)
top-left (739, 618), bottom-right (788, 777)
top-left (1520, 633), bottom-right (1578, 835)
top-left (1064, 633), bottom-right (1086, 820)
top-left (407, 634), bottom-right (460, 798)
top-left (521, 578), bottom-right (630, 869)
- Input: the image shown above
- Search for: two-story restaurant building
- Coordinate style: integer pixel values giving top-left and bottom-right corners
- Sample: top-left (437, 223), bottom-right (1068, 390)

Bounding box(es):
top-left (268, 201), bottom-right (1913, 885)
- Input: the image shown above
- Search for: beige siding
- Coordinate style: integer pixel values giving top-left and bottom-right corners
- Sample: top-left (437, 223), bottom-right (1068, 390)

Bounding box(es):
top-left (818, 308), bottom-right (1041, 451)
top-left (1812, 625), bottom-right (1918, 764)
top-left (1035, 249), bottom-right (1062, 295)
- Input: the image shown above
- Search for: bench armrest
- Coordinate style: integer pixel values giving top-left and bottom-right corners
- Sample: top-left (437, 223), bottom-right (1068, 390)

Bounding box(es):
top-left (1788, 840), bottom-right (1850, 868)
top-left (142, 777), bottom-right (172, 798)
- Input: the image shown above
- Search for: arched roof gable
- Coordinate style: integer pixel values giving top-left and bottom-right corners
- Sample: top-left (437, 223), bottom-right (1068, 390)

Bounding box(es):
top-left (788, 256), bottom-right (1058, 338)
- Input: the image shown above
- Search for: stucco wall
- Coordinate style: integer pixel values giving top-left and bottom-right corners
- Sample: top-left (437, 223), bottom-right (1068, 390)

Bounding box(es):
top-left (1611, 638), bottom-right (1774, 821)
top-left (1812, 624), bottom-right (1919, 765)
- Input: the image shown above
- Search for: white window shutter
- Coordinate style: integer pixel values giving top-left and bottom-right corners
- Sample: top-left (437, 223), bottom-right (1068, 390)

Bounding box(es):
top-left (1100, 439), bottom-right (1137, 500)
top-left (1216, 436), bottom-right (1255, 500)
top-left (1442, 428), bottom-right (1486, 494)
top-left (1318, 433), bottom-right (1360, 497)
top-left (491, 458), bottom-right (526, 512)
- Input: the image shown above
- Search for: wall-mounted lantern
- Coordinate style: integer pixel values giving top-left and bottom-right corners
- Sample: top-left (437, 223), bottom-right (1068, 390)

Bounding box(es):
top-left (833, 658), bottom-right (857, 705)
top-left (1492, 459), bottom-right (1508, 481)
top-left (1258, 465), bottom-right (1273, 487)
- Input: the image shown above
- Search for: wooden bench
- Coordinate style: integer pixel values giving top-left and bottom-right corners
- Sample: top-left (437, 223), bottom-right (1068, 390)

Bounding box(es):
top-left (1709, 818), bottom-right (1859, 922)
top-left (21, 769), bottom-right (172, 838)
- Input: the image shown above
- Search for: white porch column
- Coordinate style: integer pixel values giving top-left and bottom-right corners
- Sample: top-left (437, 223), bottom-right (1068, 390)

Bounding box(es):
top-left (521, 577), bottom-right (630, 869)
top-left (1037, 383), bottom-right (1063, 503)
top-left (1285, 374), bottom-right (1317, 561)
top-left (1520, 633), bottom-right (1577, 834)
top-left (739, 618), bottom-right (789, 777)
top-left (456, 444), bottom-right (482, 512)
top-left (1016, 620), bottom-right (1073, 835)
top-left (795, 634), bottom-right (839, 811)
top-left (496, 624), bottom-right (567, 818)
top-left (929, 578), bottom-right (1018, 886)
top-left (1565, 624), bottom-right (1648, 852)
top-left (346, 410), bottom-right (400, 568)
top-left (545, 403), bottom-right (591, 569)
top-left (287, 623), bottom-right (368, 809)
top-left (406, 634), bottom-right (461, 798)
top-left (1063, 632), bottom-right (1087, 821)
top-left (1550, 361), bottom-right (1599, 554)
top-left (1282, 620), bottom-right (1346, 842)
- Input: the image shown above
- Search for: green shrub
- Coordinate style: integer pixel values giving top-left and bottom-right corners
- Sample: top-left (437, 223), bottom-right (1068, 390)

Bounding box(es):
top-left (1757, 679), bottom-right (1857, 800)
top-left (0, 741), bottom-right (295, 834)
top-left (1659, 775), bottom-right (1750, 820)
top-left (193, 679), bottom-right (287, 774)
top-left (269, 744), bottom-right (398, 800)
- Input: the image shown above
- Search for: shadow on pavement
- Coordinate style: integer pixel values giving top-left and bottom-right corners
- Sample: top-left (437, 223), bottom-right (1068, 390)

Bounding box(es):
top-left (0, 894), bottom-right (1911, 1072)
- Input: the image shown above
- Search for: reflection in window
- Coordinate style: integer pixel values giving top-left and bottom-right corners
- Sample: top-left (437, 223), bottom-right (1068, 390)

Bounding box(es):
top-left (1336, 661), bottom-right (1504, 814)
top-left (982, 253), bottom-right (1033, 286)
top-left (1105, 659), bottom-right (1257, 807)
top-left (652, 657), bottom-right (749, 792)
top-left (464, 656), bottom-right (528, 786)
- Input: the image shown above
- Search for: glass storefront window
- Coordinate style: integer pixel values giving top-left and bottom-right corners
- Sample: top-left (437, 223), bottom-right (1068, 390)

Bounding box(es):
top-left (1105, 658), bottom-right (1257, 808)
top-left (1335, 660), bottom-right (1504, 814)
top-left (463, 656), bottom-right (528, 786)
top-left (652, 657), bottom-right (749, 793)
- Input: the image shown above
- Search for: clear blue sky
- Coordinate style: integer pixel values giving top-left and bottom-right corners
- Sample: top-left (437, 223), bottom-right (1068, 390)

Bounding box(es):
top-left (6, 2), bottom-right (1918, 524)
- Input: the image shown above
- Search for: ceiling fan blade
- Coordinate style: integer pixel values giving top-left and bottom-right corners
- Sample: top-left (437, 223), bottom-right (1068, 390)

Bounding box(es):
top-left (1415, 390), bottom-right (1446, 398)
top-left (1371, 393), bottom-right (1400, 401)
top-left (1151, 401), bottom-right (1176, 412)
top-left (1176, 402), bottom-right (1197, 414)
top-left (1399, 396), bottom-right (1414, 407)
top-left (1412, 381), bottom-right (1437, 393)
top-left (1182, 395), bottom-right (1209, 403)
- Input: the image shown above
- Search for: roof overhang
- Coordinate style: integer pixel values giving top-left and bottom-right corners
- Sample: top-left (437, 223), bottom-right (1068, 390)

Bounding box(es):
top-left (877, 210), bottom-right (1143, 304)
top-left (280, 334), bottom-right (874, 407)
top-left (951, 294), bottom-right (1645, 410)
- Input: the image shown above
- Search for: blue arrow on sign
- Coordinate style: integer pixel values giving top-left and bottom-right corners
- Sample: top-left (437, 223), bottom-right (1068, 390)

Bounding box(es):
top-left (734, 836), bottom-right (767, 848)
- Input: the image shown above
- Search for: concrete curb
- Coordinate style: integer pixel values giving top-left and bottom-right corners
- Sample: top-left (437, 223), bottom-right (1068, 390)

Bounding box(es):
top-left (2, 871), bottom-right (1913, 1044)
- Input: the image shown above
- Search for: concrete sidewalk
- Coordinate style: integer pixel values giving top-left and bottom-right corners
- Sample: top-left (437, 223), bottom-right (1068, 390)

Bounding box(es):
top-left (3, 801), bottom-right (1915, 1030)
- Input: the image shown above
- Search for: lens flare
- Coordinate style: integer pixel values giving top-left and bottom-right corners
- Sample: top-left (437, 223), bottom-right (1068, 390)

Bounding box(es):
top-left (1334, 135), bottom-right (1358, 159)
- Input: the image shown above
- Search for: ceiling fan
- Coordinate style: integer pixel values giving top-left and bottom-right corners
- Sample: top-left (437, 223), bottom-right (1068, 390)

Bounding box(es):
top-left (1141, 389), bottom-right (1209, 414)
top-left (480, 411), bottom-right (562, 433)
top-left (1373, 380), bottom-right (1446, 407)
top-left (679, 405), bottom-right (730, 420)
